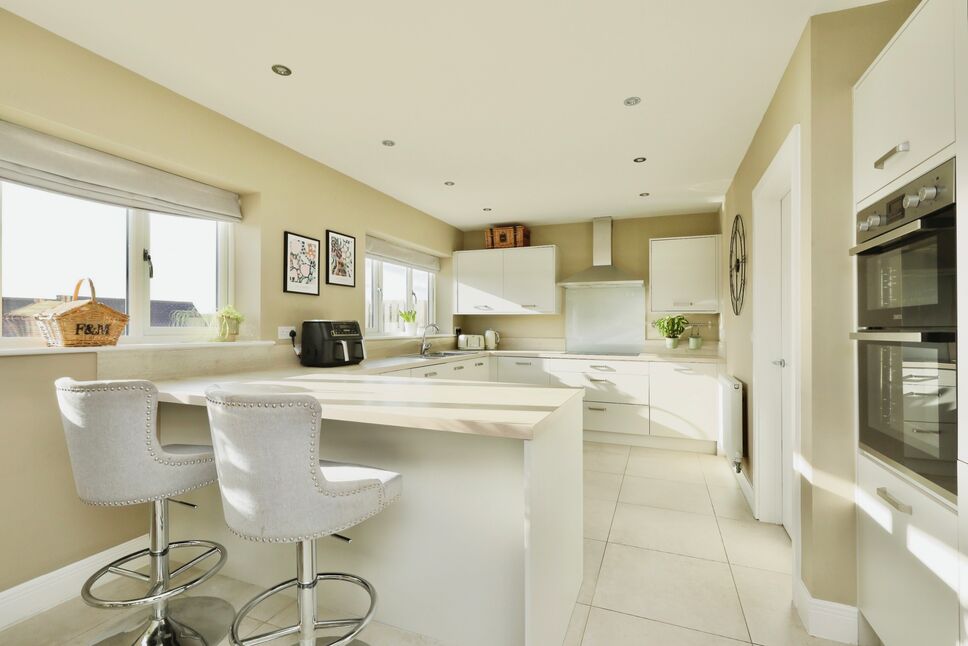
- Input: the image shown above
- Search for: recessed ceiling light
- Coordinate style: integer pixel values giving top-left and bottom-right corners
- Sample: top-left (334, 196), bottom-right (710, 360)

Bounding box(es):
top-left (444, 181), bottom-right (455, 186)
top-left (633, 157), bottom-right (647, 163)
top-left (382, 140), bottom-right (396, 147)
top-left (271, 64), bottom-right (292, 76)
top-left (624, 96), bottom-right (641, 106)
top-left (639, 192), bottom-right (651, 197)
top-left (483, 208), bottom-right (492, 212)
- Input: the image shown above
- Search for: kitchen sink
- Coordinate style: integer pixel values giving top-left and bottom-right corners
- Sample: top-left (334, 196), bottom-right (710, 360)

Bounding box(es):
top-left (402, 351), bottom-right (480, 359)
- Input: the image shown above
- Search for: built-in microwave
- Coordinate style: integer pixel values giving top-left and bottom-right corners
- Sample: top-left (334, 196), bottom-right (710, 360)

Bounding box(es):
top-left (851, 158), bottom-right (956, 331)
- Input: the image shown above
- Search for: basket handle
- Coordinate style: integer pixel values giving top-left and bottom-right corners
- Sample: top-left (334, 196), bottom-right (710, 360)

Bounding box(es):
top-left (72, 278), bottom-right (97, 303)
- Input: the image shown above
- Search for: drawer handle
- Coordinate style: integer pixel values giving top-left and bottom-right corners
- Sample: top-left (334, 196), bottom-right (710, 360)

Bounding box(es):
top-left (587, 406), bottom-right (607, 412)
top-left (453, 365), bottom-right (465, 371)
top-left (590, 365), bottom-right (613, 370)
top-left (516, 361), bottom-right (532, 366)
top-left (425, 371), bottom-right (438, 377)
top-left (876, 487), bottom-right (912, 515)
top-left (522, 304), bottom-right (538, 308)
top-left (587, 377), bottom-right (612, 383)
top-left (873, 141), bottom-right (909, 170)
top-left (912, 428), bottom-right (941, 435)
top-left (674, 368), bottom-right (695, 374)
top-left (475, 362), bottom-right (485, 367)
top-left (474, 305), bottom-right (493, 310)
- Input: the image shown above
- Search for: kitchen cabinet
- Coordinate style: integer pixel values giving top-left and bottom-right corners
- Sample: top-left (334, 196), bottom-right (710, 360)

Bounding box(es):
top-left (443, 357), bottom-right (490, 381)
top-left (857, 453), bottom-right (958, 646)
top-left (648, 362), bottom-right (719, 441)
top-left (853, 0), bottom-right (955, 205)
top-left (549, 359), bottom-right (651, 437)
top-left (582, 402), bottom-right (650, 436)
top-left (552, 372), bottom-right (649, 406)
top-left (383, 368), bottom-right (413, 377)
top-left (454, 246), bottom-right (558, 315)
top-left (496, 357), bottom-right (549, 385)
top-left (649, 236), bottom-right (720, 313)
top-left (413, 365), bottom-right (446, 379)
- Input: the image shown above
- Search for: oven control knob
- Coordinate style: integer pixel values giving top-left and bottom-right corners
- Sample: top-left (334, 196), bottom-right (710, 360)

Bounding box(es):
top-left (902, 194), bottom-right (921, 209)
top-left (918, 185), bottom-right (939, 202)
top-left (858, 221), bottom-right (871, 232)
top-left (866, 214), bottom-right (884, 228)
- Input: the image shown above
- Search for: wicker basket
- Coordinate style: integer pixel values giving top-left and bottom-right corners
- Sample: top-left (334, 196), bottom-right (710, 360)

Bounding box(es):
top-left (34, 278), bottom-right (128, 347)
top-left (484, 225), bottom-right (530, 248)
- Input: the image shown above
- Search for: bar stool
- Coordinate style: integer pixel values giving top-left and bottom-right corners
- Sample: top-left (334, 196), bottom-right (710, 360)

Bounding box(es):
top-left (55, 378), bottom-right (233, 646)
top-left (204, 387), bottom-right (402, 646)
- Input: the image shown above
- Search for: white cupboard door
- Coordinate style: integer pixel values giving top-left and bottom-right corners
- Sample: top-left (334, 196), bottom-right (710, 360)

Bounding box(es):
top-left (383, 368), bottom-right (413, 377)
top-left (650, 236), bottom-right (720, 312)
top-left (503, 247), bottom-right (557, 314)
top-left (413, 365), bottom-right (445, 379)
top-left (583, 402), bottom-right (651, 436)
top-left (467, 357), bottom-right (490, 381)
top-left (455, 250), bottom-right (505, 314)
top-left (496, 357), bottom-right (549, 385)
top-left (649, 362), bottom-right (719, 441)
top-left (853, 0), bottom-right (955, 204)
top-left (553, 372), bottom-right (649, 406)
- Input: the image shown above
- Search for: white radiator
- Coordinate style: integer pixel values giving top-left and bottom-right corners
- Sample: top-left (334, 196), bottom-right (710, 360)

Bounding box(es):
top-left (718, 374), bottom-right (743, 473)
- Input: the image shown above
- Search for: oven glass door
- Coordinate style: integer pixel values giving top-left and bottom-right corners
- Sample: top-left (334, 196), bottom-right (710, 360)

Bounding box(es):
top-left (856, 208), bottom-right (956, 330)
top-left (858, 339), bottom-right (957, 497)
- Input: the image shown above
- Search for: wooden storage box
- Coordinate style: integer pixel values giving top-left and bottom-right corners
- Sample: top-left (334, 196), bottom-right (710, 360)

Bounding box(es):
top-left (34, 278), bottom-right (128, 347)
top-left (485, 225), bottom-right (530, 249)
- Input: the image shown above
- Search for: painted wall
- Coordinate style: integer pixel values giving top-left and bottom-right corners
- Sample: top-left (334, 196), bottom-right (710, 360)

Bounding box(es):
top-left (719, 0), bottom-right (919, 606)
top-left (460, 212), bottom-right (721, 343)
top-left (0, 9), bottom-right (463, 590)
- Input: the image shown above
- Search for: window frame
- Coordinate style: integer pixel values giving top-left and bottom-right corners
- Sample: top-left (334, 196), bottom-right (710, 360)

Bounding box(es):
top-left (0, 182), bottom-right (232, 346)
top-left (364, 256), bottom-right (436, 338)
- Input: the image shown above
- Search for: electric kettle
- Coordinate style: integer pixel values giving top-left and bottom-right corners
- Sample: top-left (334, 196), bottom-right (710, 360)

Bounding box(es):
top-left (484, 329), bottom-right (501, 350)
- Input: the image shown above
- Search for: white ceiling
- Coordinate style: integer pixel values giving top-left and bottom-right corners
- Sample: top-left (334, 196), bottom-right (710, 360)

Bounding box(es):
top-left (2, 0), bottom-right (883, 230)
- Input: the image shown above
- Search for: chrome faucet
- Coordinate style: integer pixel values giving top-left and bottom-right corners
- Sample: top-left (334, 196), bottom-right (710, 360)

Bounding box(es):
top-left (420, 323), bottom-right (440, 356)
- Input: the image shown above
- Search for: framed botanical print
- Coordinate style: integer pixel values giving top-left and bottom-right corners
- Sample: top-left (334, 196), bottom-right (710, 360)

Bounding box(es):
top-left (326, 229), bottom-right (356, 287)
top-left (284, 231), bottom-right (321, 295)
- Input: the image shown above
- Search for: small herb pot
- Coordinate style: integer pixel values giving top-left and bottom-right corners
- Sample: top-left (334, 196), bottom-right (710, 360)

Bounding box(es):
top-left (404, 322), bottom-right (418, 336)
top-left (689, 336), bottom-right (703, 350)
top-left (665, 337), bottom-right (680, 349)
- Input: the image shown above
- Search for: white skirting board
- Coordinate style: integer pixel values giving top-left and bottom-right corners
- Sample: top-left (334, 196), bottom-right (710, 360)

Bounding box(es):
top-left (794, 577), bottom-right (858, 644)
top-left (0, 534), bottom-right (147, 632)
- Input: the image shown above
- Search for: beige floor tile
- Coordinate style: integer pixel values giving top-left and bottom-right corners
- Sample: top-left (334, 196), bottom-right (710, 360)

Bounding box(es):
top-left (609, 503), bottom-right (727, 562)
top-left (352, 620), bottom-right (447, 645)
top-left (584, 470), bottom-right (623, 502)
top-left (709, 485), bottom-right (755, 521)
top-left (563, 603), bottom-right (590, 646)
top-left (592, 543), bottom-right (750, 642)
top-left (583, 443), bottom-right (630, 474)
top-left (732, 566), bottom-right (842, 646)
top-left (718, 518), bottom-right (792, 574)
top-left (626, 447), bottom-right (706, 484)
top-left (700, 454), bottom-right (741, 488)
top-left (582, 607), bottom-right (752, 645)
top-left (584, 498), bottom-right (616, 541)
top-left (214, 616), bottom-right (266, 646)
top-left (619, 475), bottom-right (714, 515)
top-left (0, 595), bottom-right (128, 646)
top-left (578, 539), bottom-right (607, 604)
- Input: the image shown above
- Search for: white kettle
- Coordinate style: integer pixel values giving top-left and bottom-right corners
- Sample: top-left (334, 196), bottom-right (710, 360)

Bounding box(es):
top-left (484, 329), bottom-right (501, 350)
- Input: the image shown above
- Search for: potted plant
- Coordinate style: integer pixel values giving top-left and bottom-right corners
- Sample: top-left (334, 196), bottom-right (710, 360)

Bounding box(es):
top-left (653, 314), bottom-right (689, 349)
top-left (399, 309), bottom-right (418, 336)
top-left (688, 325), bottom-right (703, 350)
top-left (215, 305), bottom-right (245, 342)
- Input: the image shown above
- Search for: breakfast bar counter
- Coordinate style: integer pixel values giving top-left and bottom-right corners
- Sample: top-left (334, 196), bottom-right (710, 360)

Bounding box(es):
top-left (153, 369), bottom-right (584, 646)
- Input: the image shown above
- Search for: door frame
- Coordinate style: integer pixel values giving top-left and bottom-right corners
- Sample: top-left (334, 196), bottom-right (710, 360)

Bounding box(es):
top-left (750, 125), bottom-right (802, 575)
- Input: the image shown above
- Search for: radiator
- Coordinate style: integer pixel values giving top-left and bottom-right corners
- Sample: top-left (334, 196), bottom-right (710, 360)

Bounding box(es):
top-left (719, 374), bottom-right (743, 473)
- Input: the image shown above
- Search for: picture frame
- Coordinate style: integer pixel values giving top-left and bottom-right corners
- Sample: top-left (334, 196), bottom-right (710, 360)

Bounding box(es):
top-left (283, 231), bottom-right (321, 295)
top-left (325, 229), bottom-right (356, 287)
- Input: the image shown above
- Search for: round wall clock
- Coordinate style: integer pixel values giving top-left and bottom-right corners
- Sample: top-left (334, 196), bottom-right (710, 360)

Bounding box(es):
top-left (729, 214), bottom-right (747, 316)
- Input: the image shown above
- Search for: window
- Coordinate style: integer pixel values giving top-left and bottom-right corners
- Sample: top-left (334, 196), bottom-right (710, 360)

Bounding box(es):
top-left (365, 257), bottom-right (436, 336)
top-left (0, 181), bottom-right (230, 341)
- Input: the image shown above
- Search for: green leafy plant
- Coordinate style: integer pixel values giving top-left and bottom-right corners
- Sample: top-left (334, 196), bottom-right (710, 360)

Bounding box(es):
top-left (653, 315), bottom-right (689, 339)
top-left (398, 309), bottom-right (418, 324)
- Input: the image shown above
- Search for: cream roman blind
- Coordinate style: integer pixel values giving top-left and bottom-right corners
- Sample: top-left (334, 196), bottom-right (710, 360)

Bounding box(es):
top-left (0, 120), bottom-right (241, 222)
top-left (365, 236), bottom-right (441, 272)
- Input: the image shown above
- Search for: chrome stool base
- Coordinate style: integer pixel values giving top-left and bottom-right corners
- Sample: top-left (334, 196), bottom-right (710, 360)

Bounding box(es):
top-left (232, 540), bottom-right (376, 646)
top-left (88, 596), bottom-right (235, 646)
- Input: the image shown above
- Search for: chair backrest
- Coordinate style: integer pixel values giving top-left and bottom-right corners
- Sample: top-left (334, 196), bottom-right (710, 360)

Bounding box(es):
top-left (205, 387), bottom-right (379, 541)
top-left (54, 377), bottom-right (168, 505)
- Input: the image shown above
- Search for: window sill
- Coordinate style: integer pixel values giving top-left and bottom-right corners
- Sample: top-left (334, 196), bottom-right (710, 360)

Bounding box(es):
top-left (0, 339), bottom-right (274, 358)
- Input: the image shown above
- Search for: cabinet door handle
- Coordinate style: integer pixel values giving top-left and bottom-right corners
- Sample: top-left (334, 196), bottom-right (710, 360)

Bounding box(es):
top-left (522, 304), bottom-right (538, 308)
top-left (673, 300), bottom-right (694, 307)
top-left (425, 371), bottom-right (438, 377)
top-left (474, 305), bottom-right (493, 311)
top-left (912, 428), bottom-right (941, 435)
top-left (590, 365), bottom-right (613, 371)
top-left (453, 365), bottom-right (465, 371)
top-left (876, 487), bottom-right (912, 515)
top-left (873, 141), bottom-right (910, 170)
top-left (587, 406), bottom-right (607, 412)
top-left (515, 361), bottom-right (532, 366)
top-left (587, 377), bottom-right (612, 383)
top-left (474, 362), bottom-right (485, 367)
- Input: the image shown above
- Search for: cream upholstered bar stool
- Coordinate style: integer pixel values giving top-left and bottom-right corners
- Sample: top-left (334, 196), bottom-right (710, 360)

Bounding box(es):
top-left (55, 378), bottom-right (233, 646)
top-left (205, 387), bottom-right (402, 646)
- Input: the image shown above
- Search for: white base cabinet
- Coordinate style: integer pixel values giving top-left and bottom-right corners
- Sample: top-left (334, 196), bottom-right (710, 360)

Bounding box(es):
top-left (496, 357), bottom-right (550, 385)
top-left (410, 357), bottom-right (490, 381)
top-left (648, 362), bottom-right (719, 442)
top-left (582, 401), bottom-right (651, 436)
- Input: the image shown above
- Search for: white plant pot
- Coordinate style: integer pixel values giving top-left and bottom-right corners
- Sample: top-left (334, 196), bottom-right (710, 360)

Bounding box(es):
top-left (665, 337), bottom-right (680, 349)
top-left (404, 322), bottom-right (418, 336)
top-left (689, 336), bottom-right (703, 350)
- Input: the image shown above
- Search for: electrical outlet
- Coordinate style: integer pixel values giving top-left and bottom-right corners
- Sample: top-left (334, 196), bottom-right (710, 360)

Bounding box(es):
top-left (278, 326), bottom-right (296, 340)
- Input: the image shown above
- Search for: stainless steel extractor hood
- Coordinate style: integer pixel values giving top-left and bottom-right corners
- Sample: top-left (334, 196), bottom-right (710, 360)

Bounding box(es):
top-left (559, 217), bottom-right (645, 287)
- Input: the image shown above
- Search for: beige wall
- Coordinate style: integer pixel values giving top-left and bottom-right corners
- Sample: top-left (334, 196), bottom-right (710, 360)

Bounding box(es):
top-left (0, 9), bottom-right (464, 590)
top-left (461, 212), bottom-right (721, 341)
top-left (720, 0), bottom-right (918, 605)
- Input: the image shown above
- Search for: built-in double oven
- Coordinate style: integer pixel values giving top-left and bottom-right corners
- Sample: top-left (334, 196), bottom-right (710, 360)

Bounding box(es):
top-left (851, 158), bottom-right (957, 501)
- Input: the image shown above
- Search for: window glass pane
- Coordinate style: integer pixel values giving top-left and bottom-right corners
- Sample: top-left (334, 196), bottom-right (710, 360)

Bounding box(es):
top-left (412, 268), bottom-right (432, 329)
top-left (148, 212), bottom-right (218, 327)
top-left (365, 258), bottom-right (376, 331)
top-left (381, 261), bottom-right (407, 335)
top-left (1, 182), bottom-right (127, 338)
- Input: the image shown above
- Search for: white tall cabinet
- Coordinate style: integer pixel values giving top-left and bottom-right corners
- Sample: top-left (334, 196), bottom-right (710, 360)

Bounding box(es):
top-left (649, 235), bottom-right (720, 313)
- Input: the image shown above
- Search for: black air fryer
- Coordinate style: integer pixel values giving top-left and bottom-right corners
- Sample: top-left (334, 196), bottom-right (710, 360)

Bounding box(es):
top-left (298, 320), bottom-right (366, 367)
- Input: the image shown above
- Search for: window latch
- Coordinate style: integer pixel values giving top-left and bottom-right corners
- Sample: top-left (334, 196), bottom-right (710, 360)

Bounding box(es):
top-left (143, 249), bottom-right (154, 278)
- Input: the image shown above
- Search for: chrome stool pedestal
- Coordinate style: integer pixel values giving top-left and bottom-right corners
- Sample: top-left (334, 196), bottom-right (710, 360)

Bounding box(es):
top-left (231, 539), bottom-right (375, 646)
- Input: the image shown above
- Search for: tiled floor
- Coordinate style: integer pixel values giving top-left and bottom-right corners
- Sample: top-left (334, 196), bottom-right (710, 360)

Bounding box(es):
top-left (1, 442), bottom-right (841, 646)
top-left (569, 442), bottom-right (844, 646)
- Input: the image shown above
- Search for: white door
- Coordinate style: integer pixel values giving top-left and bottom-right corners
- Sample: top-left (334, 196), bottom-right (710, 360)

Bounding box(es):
top-left (502, 247), bottom-right (556, 313)
top-left (455, 250), bottom-right (504, 314)
top-left (779, 191), bottom-right (795, 535)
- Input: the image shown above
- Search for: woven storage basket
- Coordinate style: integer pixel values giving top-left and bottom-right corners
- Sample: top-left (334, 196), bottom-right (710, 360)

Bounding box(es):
top-left (34, 278), bottom-right (128, 347)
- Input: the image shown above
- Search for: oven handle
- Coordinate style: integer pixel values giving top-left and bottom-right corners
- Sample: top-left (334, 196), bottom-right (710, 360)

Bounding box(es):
top-left (850, 331), bottom-right (957, 342)
top-left (849, 219), bottom-right (924, 256)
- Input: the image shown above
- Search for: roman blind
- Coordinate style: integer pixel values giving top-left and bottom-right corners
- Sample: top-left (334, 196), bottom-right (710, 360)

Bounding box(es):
top-left (365, 236), bottom-right (441, 272)
top-left (0, 119), bottom-right (241, 222)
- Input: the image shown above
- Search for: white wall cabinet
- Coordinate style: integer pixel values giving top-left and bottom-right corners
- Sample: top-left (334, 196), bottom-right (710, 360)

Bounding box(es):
top-left (853, 0), bottom-right (955, 205)
top-left (454, 246), bottom-right (558, 315)
top-left (648, 362), bottom-right (719, 441)
top-left (649, 236), bottom-right (720, 313)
